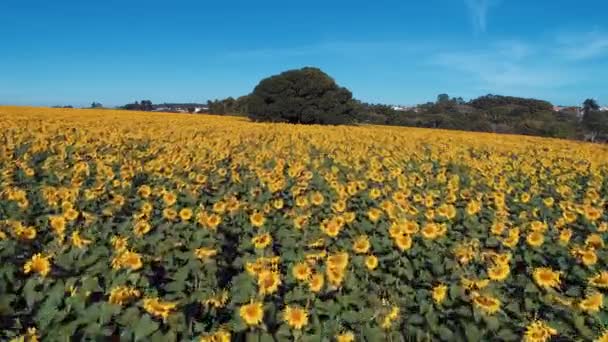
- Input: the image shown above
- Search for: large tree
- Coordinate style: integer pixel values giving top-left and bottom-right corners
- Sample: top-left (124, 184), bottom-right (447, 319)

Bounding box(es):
top-left (583, 98), bottom-right (600, 115)
top-left (247, 67), bottom-right (356, 125)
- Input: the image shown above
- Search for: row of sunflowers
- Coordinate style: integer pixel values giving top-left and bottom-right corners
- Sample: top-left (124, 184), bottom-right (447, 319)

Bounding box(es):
top-left (1, 106), bottom-right (608, 341)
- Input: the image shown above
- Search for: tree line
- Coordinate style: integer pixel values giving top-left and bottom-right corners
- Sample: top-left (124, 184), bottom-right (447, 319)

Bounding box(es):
top-left (117, 67), bottom-right (608, 142)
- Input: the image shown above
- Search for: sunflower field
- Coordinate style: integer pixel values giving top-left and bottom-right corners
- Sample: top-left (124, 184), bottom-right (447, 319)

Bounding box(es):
top-left (1, 106), bottom-right (608, 342)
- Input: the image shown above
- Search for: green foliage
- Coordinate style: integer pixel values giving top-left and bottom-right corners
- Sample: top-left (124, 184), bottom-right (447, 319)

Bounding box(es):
top-left (247, 67), bottom-right (357, 125)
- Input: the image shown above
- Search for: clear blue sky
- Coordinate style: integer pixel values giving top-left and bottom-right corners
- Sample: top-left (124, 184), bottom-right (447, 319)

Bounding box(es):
top-left (1, 0), bottom-right (607, 107)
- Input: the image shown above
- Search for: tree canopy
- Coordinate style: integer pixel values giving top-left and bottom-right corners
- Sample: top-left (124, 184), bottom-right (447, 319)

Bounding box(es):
top-left (247, 67), bottom-right (356, 125)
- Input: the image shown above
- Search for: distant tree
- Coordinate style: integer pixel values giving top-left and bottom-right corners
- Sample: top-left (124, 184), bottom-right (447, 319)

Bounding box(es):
top-left (437, 94), bottom-right (450, 104)
top-left (187, 107), bottom-right (195, 113)
top-left (582, 110), bottom-right (608, 142)
top-left (583, 98), bottom-right (600, 116)
top-left (140, 100), bottom-right (153, 111)
top-left (91, 102), bottom-right (103, 108)
top-left (247, 67), bottom-right (356, 125)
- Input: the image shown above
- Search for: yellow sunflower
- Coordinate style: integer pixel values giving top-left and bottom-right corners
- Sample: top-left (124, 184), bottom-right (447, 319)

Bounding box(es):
top-left (523, 320), bottom-right (557, 342)
top-left (533, 267), bottom-right (561, 289)
top-left (432, 284), bottom-right (448, 304)
top-left (23, 253), bottom-right (51, 277)
top-left (472, 294), bottom-right (501, 314)
top-left (283, 305), bottom-right (309, 330)
top-left (579, 292), bottom-right (604, 313)
top-left (239, 301), bottom-right (264, 326)
top-left (258, 270), bottom-right (281, 295)
top-left (365, 255), bottom-right (379, 270)
top-left (352, 235), bottom-right (371, 254)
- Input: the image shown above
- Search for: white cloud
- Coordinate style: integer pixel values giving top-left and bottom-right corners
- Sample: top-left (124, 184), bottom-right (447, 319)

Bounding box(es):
top-left (465, 0), bottom-right (499, 32)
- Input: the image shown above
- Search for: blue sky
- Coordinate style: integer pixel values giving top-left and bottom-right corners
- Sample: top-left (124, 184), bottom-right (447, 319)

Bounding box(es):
top-left (1, 0), bottom-right (607, 107)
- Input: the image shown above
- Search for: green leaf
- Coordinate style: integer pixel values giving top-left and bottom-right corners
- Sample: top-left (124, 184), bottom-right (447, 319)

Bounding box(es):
top-left (496, 329), bottom-right (518, 341)
top-left (23, 278), bottom-right (43, 308)
top-left (133, 314), bottom-right (159, 341)
top-left (362, 326), bottom-right (384, 342)
top-left (342, 310), bottom-right (361, 324)
top-left (437, 326), bottom-right (454, 341)
top-left (464, 323), bottom-right (481, 342)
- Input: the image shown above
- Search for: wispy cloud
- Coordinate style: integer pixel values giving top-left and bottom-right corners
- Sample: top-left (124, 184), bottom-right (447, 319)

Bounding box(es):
top-left (222, 41), bottom-right (429, 60)
top-left (464, 0), bottom-right (499, 33)
top-left (430, 39), bottom-right (577, 90)
top-left (556, 30), bottom-right (608, 60)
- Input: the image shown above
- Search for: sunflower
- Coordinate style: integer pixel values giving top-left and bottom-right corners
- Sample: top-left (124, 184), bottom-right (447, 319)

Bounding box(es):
top-left (490, 222), bottom-right (506, 235)
top-left (586, 233), bottom-right (604, 249)
top-left (533, 267), bottom-right (561, 289)
top-left (365, 255), bottom-right (379, 270)
top-left (352, 235), bottom-right (371, 254)
top-left (202, 290), bottom-right (229, 309)
top-left (137, 185), bottom-right (151, 198)
top-left (283, 305), bottom-right (309, 330)
top-left (212, 201), bottom-right (227, 213)
top-left (310, 191), bottom-right (324, 206)
top-left (322, 219), bottom-right (341, 237)
top-left (14, 225), bottom-right (36, 241)
top-left (179, 208), bottom-right (193, 221)
top-left (326, 267), bottom-right (346, 287)
top-left (272, 198), bottom-right (284, 209)
top-left (205, 213), bottom-right (222, 230)
top-left (108, 286), bottom-right (141, 305)
top-left (579, 292), bottom-right (604, 313)
top-left (380, 306), bottom-right (400, 329)
top-left (575, 248), bottom-right (598, 267)
top-left (588, 271), bottom-right (608, 288)
top-left (71, 231), bottom-right (92, 248)
top-left (239, 301), bottom-right (264, 326)
top-left (23, 253), bottom-right (51, 277)
top-left (465, 200), bottom-right (481, 216)
top-left (162, 208), bottom-right (178, 221)
top-left (487, 263), bottom-right (510, 281)
top-left (258, 270), bottom-right (281, 295)
top-left (195, 247), bottom-right (218, 260)
top-left (596, 330), bottom-right (608, 342)
top-left (335, 331), bottom-right (355, 342)
top-left (133, 220), bottom-right (151, 236)
top-left (367, 208), bottom-right (383, 222)
top-left (502, 228), bottom-right (520, 248)
top-left (369, 188), bottom-right (381, 199)
top-left (472, 294), bottom-right (501, 314)
top-left (308, 273), bottom-right (324, 292)
top-left (163, 192), bottom-right (177, 206)
top-left (343, 211), bottom-right (356, 223)
top-left (292, 262), bottom-right (312, 281)
top-left (432, 284), bottom-right (448, 304)
top-left (49, 215), bottom-right (66, 235)
top-left (327, 252), bottom-right (349, 270)
top-left (200, 329), bottom-right (231, 342)
top-left (529, 221), bottom-right (547, 232)
top-left (584, 206), bottom-right (602, 221)
top-left (393, 233), bottom-right (413, 252)
top-left (143, 297), bottom-right (177, 320)
top-left (523, 320), bottom-right (557, 342)
top-left (526, 231), bottom-right (544, 247)
top-left (250, 212), bottom-right (266, 227)
top-left (421, 223), bottom-right (441, 240)
top-left (112, 251), bottom-right (143, 270)
top-left (559, 229), bottom-right (572, 245)
top-left (252, 233), bottom-right (272, 249)
top-left (111, 235), bottom-right (128, 252)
